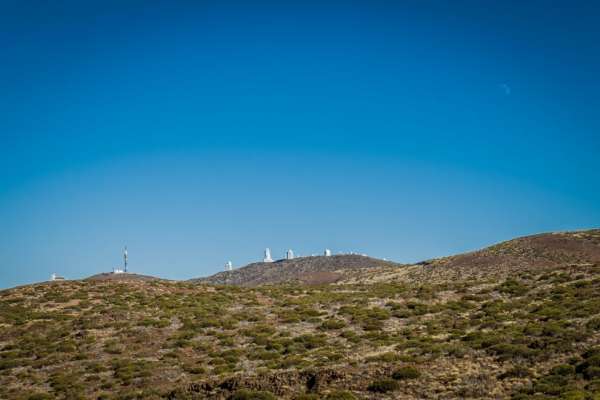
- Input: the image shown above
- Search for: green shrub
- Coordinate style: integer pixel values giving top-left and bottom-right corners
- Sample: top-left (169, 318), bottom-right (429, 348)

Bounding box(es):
top-left (488, 343), bottom-right (537, 360)
top-left (85, 362), bottom-right (107, 373)
top-left (27, 393), bottom-right (53, 400)
top-left (294, 394), bottom-right (319, 400)
top-left (585, 366), bottom-right (600, 380)
top-left (228, 389), bottom-right (277, 400)
top-left (403, 301), bottom-right (430, 316)
top-left (103, 340), bottom-right (123, 355)
top-left (550, 364), bottom-right (575, 376)
top-left (587, 318), bottom-right (600, 331)
top-left (213, 364), bottom-right (237, 375)
top-left (340, 330), bottom-right (359, 343)
top-left (533, 374), bottom-right (571, 395)
top-left (498, 366), bottom-right (531, 379)
top-left (362, 318), bottom-right (384, 331)
top-left (112, 359), bottom-right (152, 383)
top-left (183, 364), bottom-right (206, 375)
top-left (444, 343), bottom-right (468, 358)
top-left (577, 353), bottom-right (600, 379)
top-left (320, 319), bottom-right (346, 330)
top-left (367, 307), bottom-right (391, 320)
top-left (367, 379), bottom-right (399, 393)
top-left (561, 390), bottom-right (586, 400)
top-left (498, 279), bottom-right (529, 296)
top-left (293, 334), bottom-right (327, 350)
top-left (324, 391), bottom-right (357, 400)
top-left (0, 359), bottom-right (18, 371)
top-left (586, 379), bottom-right (600, 392)
top-left (138, 318), bottom-right (170, 328)
top-left (392, 366), bottom-right (420, 380)
top-left (366, 352), bottom-right (399, 363)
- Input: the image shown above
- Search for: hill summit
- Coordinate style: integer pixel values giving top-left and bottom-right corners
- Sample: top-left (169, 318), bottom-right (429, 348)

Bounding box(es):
top-left (193, 254), bottom-right (401, 286)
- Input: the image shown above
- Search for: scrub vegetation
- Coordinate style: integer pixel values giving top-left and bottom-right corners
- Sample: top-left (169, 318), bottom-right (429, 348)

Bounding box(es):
top-left (1, 230), bottom-right (600, 399)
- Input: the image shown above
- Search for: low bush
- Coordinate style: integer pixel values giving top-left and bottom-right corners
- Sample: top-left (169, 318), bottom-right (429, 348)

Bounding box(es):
top-left (550, 364), bottom-right (575, 376)
top-left (294, 394), bottom-right (320, 400)
top-left (561, 390), bottom-right (586, 400)
top-left (498, 366), bottom-right (531, 379)
top-left (367, 379), bottom-right (399, 393)
top-left (366, 352), bottom-right (399, 363)
top-left (320, 319), bottom-right (346, 330)
top-left (488, 343), bottom-right (537, 360)
top-left (324, 391), bottom-right (357, 400)
top-left (362, 318), bottom-right (384, 331)
top-left (228, 389), bottom-right (277, 400)
top-left (293, 334), bottom-right (327, 350)
top-left (586, 317), bottom-right (600, 331)
top-left (584, 366), bottom-right (600, 380)
top-left (498, 279), bottom-right (529, 296)
top-left (27, 393), bottom-right (53, 400)
top-left (392, 366), bottom-right (421, 380)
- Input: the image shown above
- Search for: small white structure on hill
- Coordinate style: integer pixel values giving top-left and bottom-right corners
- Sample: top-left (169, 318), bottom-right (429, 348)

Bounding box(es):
top-left (225, 261), bottom-right (233, 271)
top-left (263, 248), bottom-right (273, 263)
top-left (286, 249), bottom-right (294, 260)
top-left (51, 273), bottom-right (65, 281)
top-left (324, 249), bottom-right (332, 257)
top-left (113, 267), bottom-right (124, 274)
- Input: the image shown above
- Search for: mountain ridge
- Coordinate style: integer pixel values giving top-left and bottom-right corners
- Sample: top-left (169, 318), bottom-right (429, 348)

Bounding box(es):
top-left (193, 229), bottom-right (600, 286)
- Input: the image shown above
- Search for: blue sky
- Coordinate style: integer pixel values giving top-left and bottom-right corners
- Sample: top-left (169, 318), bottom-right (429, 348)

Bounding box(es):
top-left (1, 1), bottom-right (599, 289)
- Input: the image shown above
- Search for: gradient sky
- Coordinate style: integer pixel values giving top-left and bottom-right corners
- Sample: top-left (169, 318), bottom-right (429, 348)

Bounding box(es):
top-left (1, 1), bottom-right (599, 289)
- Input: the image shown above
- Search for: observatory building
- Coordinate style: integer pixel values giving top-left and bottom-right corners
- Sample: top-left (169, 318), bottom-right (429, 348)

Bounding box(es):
top-left (225, 261), bottom-right (233, 271)
top-left (263, 248), bottom-right (273, 263)
top-left (324, 249), bottom-right (332, 257)
top-left (286, 249), bottom-right (295, 260)
top-left (51, 273), bottom-right (65, 281)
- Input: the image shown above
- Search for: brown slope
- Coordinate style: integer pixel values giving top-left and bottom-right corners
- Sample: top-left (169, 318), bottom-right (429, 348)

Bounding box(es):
top-left (340, 229), bottom-right (600, 285)
top-left (423, 228), bottom-right (600, 275)
top-left (192, 254), bottom-right (402, 286)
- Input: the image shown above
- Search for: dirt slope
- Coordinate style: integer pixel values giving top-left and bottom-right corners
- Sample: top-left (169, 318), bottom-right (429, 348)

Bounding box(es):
top-left (340, 229), bottom-right (600, 285)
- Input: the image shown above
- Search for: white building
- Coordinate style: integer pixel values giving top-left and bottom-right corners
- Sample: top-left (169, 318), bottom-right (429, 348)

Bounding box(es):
top-left (286, 249), bottom-right (294, 260)
top-left (324, 249), bottom-right (332, 257)
top-left (51, 273), bottom-right (65, 281)
top-left (263, 248), bottom-right (273, 263)
top-left (225, 261), bottom-right (233, 271)
top-left (113, 267), bottom-right (125, 274)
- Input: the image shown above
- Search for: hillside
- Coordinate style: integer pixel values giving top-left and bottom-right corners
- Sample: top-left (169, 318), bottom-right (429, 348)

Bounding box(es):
top-left (0, 230), bottom-right (599, 400)
top-left (85, 273), bottom-right (164, 282)
top-left (194, 255), bottom-right (401, 286)
top-left (339, 229), bottom-right (600, 285)
top-left (424, 229), bottom-right (600, 274)
top-left (196, 230), bottom-right (600, 287)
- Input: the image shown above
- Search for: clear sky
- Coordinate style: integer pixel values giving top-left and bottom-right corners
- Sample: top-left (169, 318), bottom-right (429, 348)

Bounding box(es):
top-left (1, 1), bottom-right (599, 289)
